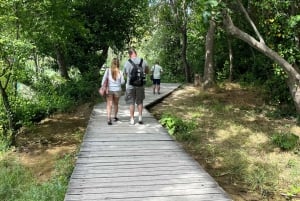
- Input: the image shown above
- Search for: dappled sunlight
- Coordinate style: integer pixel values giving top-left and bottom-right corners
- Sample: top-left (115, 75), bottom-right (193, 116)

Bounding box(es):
top-left (151, 84), bottom-right (300, 200)
top-left (213, 123), bottom-right (269, 154)
top-left (215, 124), bottom-right (261, 144)
top-left (290, 125), bottom-right (300, 137)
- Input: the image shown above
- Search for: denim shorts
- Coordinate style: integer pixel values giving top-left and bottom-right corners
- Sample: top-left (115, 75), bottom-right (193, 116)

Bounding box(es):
top-left (107, 90), bottom-right (122, 97)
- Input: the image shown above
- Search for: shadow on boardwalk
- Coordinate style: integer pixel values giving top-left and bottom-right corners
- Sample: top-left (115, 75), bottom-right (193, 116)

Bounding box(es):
top-left (64, 83), bottom-right (232, 201)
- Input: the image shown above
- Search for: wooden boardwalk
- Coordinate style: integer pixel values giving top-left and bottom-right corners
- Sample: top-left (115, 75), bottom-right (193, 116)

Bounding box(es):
top-left (64, 83), bottom-right (232, 201)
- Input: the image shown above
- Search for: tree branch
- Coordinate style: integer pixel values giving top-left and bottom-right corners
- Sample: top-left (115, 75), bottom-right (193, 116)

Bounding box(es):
top-left (237, 0), bottom-right (265, 44)
top-left (222, 10), bottom-right (300, 80)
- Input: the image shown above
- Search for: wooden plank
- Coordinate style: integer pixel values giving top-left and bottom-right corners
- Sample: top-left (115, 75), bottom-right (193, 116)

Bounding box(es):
top-left (74, 160), bottom-right (197, 168)
top-left (80, 140), bottom-right (181, 146)
top-left (67, 183), bottom-right (218, 192)
top-left (66, 178), bottom-right (220, 191)
top-left (65, 193), bottom-right (230, 201)
top-left (77, 150), bottom-right (184, 157)
top-left (82, 134), bottom-right (173, 141)
top-left (72, 164), bottom-right (204, 173)
top-left (74, 156), bottom-right (197, 164)
top-left (66, 182), bottom-right (220, 193)
top-left (70, 168), bottom-right (210, 178)
top-left (66, 187), bottom-right (226, 197)
top-left (85, 127), bottom-right (167, 134)
top-left (79, 145), bottom-right (180, 151)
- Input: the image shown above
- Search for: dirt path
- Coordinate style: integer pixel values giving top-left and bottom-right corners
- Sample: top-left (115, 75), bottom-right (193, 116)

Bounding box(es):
top-left (14, 103), bottom-right (94, 182)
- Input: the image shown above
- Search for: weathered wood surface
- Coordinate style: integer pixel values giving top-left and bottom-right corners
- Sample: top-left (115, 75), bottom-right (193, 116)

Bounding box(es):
top-left (64, 83), bottom-right (232, 201)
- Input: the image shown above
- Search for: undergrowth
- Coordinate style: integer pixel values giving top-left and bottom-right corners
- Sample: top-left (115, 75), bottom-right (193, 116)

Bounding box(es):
top-left (152, 84), bottom-right (300, 200)
top-left (0, 153), bottom-right (74, 201)
top-left (159, 113), bottom-right (196, 141)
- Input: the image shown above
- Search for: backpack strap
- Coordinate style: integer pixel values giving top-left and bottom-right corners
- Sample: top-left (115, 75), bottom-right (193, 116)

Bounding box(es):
top-left (128, 58), bottom-right (143, 67)
top-left (128, 59), bottom-right (136, 67)
top-left (128, 59), bottom-right (137, 75)
top-left (139, 58), bottom-right (143, 67)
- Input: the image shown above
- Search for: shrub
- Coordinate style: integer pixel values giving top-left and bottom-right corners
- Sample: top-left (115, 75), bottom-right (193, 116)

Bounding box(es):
top-left (159, 114), bottom-right (196, 141)
top-left (271, 132), bottom-right (299, 151)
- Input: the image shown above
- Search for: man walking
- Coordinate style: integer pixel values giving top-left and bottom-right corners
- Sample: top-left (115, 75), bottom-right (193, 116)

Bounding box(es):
top-left (124, 48), bottom-right (149, 125)
top-left (151, 61), bottom-right (163, 94)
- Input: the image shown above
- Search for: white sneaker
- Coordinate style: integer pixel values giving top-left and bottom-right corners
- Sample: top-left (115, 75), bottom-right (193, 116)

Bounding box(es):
top-left (138, 116), bottom-right (143, 124)
top-left (130, 118), bottom-right (134, 125)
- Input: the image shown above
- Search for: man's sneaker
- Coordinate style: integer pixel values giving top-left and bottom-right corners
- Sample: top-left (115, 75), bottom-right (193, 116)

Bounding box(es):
top-left (130, 118), bottom-right (135, 125)
top-left (138, 116), bottom-right (143, 124)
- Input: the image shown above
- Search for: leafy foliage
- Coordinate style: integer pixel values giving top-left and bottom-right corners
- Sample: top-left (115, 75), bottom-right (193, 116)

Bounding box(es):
top-left (159, 113), bottom-right (196, 141)
top-left (271, 132), bottom-right (299, 151)
top-left (0, 0), bottom-right (152, 144)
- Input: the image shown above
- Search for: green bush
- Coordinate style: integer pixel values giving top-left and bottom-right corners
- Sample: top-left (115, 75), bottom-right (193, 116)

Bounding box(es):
top-left (0, 130), bottom-right (12, 152)
top-left (271, 132), bottom-right (299, 151)
top-left (159, 114), bottom-right (196, 141)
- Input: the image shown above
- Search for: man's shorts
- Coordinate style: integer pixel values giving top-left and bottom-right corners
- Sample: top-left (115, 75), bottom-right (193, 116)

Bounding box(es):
top-left (125, 87), bottom-right (145, 105)
top-left (152, 79), bottom-right (161, 85)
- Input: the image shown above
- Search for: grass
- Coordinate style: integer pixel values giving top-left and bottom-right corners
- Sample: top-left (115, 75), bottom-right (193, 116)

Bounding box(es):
top-left (150, 83), bottom-right (300, 201)
top-left (0, 102), bottom-right (90, 201)
top-left (0, 153), bottom-right (75, 201)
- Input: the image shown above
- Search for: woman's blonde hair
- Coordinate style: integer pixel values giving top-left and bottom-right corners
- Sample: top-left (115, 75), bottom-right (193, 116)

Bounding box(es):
top-left (110, 58), bottom-right (120, 81)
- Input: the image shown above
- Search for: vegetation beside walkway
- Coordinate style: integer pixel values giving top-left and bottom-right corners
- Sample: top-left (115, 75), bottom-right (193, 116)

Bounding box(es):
top-left (0, 103), bottom-right (93, 201)
top-left (1, 83), bottom-right (300, 201)
top-left (150, 84), bottom-right (300, 201)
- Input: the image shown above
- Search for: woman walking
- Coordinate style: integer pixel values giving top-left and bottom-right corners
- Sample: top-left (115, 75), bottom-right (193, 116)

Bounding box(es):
top-left (101, 58), bottom-right (125, 125)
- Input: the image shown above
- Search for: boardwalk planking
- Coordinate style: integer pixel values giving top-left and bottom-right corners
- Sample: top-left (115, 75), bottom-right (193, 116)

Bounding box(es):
top-left (64, 83), bottom-right (232, 201)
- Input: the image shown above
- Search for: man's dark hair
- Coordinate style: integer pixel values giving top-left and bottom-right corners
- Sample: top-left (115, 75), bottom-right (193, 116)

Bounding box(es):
top-left (128, 48), bottom-right (136, 55)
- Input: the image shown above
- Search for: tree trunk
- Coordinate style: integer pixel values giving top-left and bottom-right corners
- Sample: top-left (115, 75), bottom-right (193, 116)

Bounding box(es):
top-left (223, 11), bottom-right (300, 113)
top-left (227, 35), bottom-right (233, 82)
top-left (194, 73), bottom-right (201, 87)
top-left (169, 0), bottom-right (191, 83)
top-left (202, 19), bottom-right (216, 89)
top-left (181, 23), bottom-right (192, 82)
top-left (0, 82), bottom-right (17, 144)
top-left (33, 50), bottom-right (41, 78)
top-left (55, 47), bottom-right (70, 80)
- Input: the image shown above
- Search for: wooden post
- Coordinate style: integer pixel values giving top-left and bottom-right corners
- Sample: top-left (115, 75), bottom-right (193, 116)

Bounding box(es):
top-left (194, 73), bottom-right (202, 87)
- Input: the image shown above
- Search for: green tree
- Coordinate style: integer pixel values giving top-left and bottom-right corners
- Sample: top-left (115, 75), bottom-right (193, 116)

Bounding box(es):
top-left (222, 0), bottom-right (300, 113)
top-left (71, 0), bottom-right (149, 79)
top-left (0, 0), bottom-right (34, 144)
top-left (0, 0), bottom-right (150, 146)
top-left (147, 0), bottom-right (193, 82)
